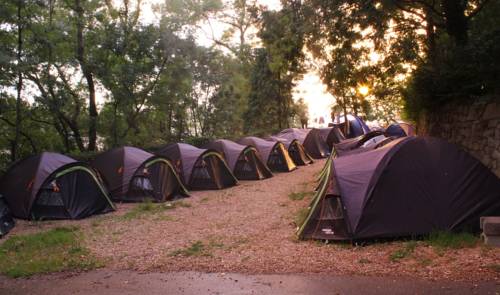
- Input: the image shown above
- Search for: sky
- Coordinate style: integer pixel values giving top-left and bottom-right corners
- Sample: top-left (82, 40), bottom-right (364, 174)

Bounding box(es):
top-left (139, 0), bottom-right (335, 127)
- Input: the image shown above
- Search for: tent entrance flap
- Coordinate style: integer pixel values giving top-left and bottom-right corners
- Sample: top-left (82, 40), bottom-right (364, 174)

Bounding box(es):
top-left (189, 152), bottom-right (237, 190)
top-left (128, 158), bottom-right (188, 202)
top-left (288, 141), bottom-right (313, 165)
top-left (32, 168), bottom-right (112, 220)
top-left (311, 196), bottom-right (349, 240)
top-left (267, 143), bottom-right (296, 172)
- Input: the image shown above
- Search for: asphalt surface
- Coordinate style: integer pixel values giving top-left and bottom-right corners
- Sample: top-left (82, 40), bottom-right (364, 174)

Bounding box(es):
top-left (1, 270), bottom-right (499, 295)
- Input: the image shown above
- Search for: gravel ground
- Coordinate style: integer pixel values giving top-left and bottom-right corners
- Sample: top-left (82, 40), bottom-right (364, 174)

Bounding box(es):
top-left (7, 159), bottom-right (500, 282)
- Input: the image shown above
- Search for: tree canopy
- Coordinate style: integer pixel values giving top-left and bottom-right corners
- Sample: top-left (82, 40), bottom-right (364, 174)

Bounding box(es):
top-left (0, 0), bottom-right (498, 170)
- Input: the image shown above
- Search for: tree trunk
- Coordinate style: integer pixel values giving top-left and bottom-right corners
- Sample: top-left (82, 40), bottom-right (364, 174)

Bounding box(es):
top-left (112, 101), bottom-right (119, 147)
top-left (342, 98), bottom-right (349, 137)
top-left (14, 0), bottom-right (23, 161)
top-left (424, 6), bottom-right (436, 65)
top-left (441, 0), bottom-right (468, 46)
top-left (75, 0), bottom-right (98, 151)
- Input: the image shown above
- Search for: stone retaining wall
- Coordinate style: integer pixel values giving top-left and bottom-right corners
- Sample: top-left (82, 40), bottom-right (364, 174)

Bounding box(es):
top-left (418, 99), bottom-right (500, 177)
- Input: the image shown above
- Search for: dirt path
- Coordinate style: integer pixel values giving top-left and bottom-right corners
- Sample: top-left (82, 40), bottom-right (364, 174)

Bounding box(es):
top-left (6, 159), bottom-right (500, 282)
top-left (1, 270), bottom-right (499, 295)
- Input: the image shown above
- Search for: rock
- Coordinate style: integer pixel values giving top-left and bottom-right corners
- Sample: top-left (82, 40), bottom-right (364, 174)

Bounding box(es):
top-left (480, 216), bottom-right (500, 229)
top-left (483, 103), bottom-right (500, 120)
top-left (483, 222), bottom-right (500, 236)
top-left (481, 234), bottom-right (500, 247)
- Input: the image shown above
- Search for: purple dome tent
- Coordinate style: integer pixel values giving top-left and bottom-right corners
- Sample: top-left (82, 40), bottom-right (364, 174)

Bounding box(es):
top-left (155, 143), bottom-right (237, 190)
top-left (275, 128), bottom-right (330, 159)
top-left (298, 137), bottom-right (500, 241)
top-left (319, 126), bottom-right (345, 150)
top-left (238, 137), bottom-right (297, 172)
top-left (332, 114), bottom-right (370, 139)
top-left (0, 152), bottom-right (114, 220)
top-left (92, 146), bottom-right (189, 202)
top-left (204, 139), bottom-right (273, 180)
top-left (266, 135), bottom-right (313, 166)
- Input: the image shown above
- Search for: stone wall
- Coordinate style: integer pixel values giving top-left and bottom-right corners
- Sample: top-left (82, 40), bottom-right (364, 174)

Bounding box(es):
top-left (418, 98), bottom-right (500, 178)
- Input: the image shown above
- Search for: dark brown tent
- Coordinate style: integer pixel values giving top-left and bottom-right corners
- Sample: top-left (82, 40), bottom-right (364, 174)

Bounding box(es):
top-left (238, 137), bottom-right (297, 172)
top-left (298, 137), bottom-right (500, 241)
top-left (92, 146), bottom-right (189, 202)
top-left (204, 139), bottom-right (273, 180)
top-left (266, 136), bottom-right (313, 166)
top-left (0, 152), bottom-right (115, 220)
top-left (275, 128), bottom-right (330, 159)
top-left (155, 143), bottom-right (237, 190)
top-left (319, 127), bottom-right (345, 150)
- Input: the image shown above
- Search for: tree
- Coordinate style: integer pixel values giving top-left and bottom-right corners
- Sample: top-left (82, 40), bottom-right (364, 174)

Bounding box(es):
top-left (245, 1), bottom-right (306, 133)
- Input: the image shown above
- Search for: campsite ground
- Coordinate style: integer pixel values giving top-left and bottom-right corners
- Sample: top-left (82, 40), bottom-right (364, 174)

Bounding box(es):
top-left (1, 159), bottom-right (499, 293)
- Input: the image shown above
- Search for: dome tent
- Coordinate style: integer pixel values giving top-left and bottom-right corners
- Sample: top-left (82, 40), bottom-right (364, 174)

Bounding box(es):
top-left (0, 152), bottom-right (114, 220)
top-left (275, 128), bottom-right (330, 159)
top-left (266, 135), bottom-right (313, 166)
top-left (332, 130), bottom-right (392, 157)
top-left (332, 114), bottom-right (370, 139)
top-left (0, 194), bottom-right (15, 237)
top-left (385, 122), bottom-right (416, 138)
top-left (319, 126), bottom-right (345, 150)
top-left (92, 146), bottom-right (189, 202)
top-left (298, 137), bottom-right (500, 241)
top-left (238, 137), bottom-right (297, 172)
top-left (204, 139), bottom-right (273, 180)
top-left (155, 143), bottom-right (238, 190)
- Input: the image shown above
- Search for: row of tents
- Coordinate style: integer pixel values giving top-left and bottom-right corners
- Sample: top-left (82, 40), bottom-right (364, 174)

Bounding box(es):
top-left (0, 116), bottom-right (373, 232)
top-left (4, 113), bottom-right (492, 242)
top-left (297, 123), bottom-right (500, 241)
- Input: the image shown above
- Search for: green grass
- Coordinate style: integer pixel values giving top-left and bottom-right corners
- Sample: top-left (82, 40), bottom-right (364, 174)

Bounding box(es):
top-left (0, 227), bottom-right (102, 278)
top-left (486, 264), bottom-right (500, 273)
top-left (294, 208), bottom-right (310, 227)
top-left (358, 258), bottom-right (372, 264)
top-left (121, 200), bottom-right (192, 220)
top-left (169, 241), bottom-right (208, 257)
top-left (389, 241), bottom-right (417, 262)
top-left (288, 191), bottom-right (314, 201)
top-left (169, 238), bottom-right (227, 257)
top-left (425, 231), bottom-right (478, 249)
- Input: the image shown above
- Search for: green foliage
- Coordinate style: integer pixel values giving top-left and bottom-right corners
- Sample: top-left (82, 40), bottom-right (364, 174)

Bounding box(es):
top-left (288, 191), bottom-right (313, 201)
top-left (245, 3), bottom-right (306, 134)
top-left (389, 241), bottom-right (417, 262)
top-left (425, 231), bottom-right (478, 249)
top-left (169, 241), bottom-right (208, 257)
top-left (0, 227), bottom-right (102, 277)
top-left (0, 0), bottom-right (260, 169)
top-left (486, 264), bottom-right (500, 273)
top-left (121, 200), bottom-right (191, 220)
top-left (294, 207), bottom-right (309, 227)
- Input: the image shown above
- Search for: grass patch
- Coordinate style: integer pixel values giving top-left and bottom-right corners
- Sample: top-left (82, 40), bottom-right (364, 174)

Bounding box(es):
top-left (294, 208), bottom-right (309, 227)
top-left (389, 241), bottom-right (417, 262)
top-left (121, 200), bottom-right (192, 220)
top-left (0, 227), bottom-right (102, 278)
top-left (426, 231), bottom-right (478, 249)
top-left (169, 241), bottom-right (209, 257)
top-left (418, 258), bottom-right (433, 267)
top-left (358, 258), bottom-right (372, 264)
top-left (288, 191), bottom-right (313, 201)
top-left (486, 264), bottom-right (500, 273)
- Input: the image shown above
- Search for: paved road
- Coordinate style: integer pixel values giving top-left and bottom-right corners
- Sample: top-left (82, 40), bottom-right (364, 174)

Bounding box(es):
top-left (1, 270), bottom-right (499, 294)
